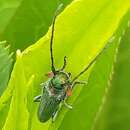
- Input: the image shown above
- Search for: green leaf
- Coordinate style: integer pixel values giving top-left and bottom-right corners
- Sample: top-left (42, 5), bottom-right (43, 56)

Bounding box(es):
top-left (0, 0), bottom-right (22, 33)
top-left (57, 30), bottom-right (118, 130)
top-left (52, 11), bottom-right (130, 130)
top-left (0, 40), bottom-right (13, 129)
top-left (1, 0), bottom-right (130, 130)
top-left (94, 13), bottom-right (130, 130)
top-left (0, 41), bottom-right (13, 96)
top-left (2, 51), bottom-right (29, 130)
top-left (0, 0), bottom-right (72, 50)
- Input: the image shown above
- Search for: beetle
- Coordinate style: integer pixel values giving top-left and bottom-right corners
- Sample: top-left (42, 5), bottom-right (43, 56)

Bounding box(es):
top-left (34, 3), bottom-right (112, 122)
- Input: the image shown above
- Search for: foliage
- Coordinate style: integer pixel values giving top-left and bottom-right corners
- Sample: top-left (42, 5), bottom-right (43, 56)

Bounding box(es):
top-left (0, 41), bottom-right (13, 96)
top-left (0, 0), bottom-right (130, 130)
top-left (95, 17), bottom-right (130, 130)
top-left (0, 0), bottom-right (72, 50)
top-left (0, 41), bottom-right (13, 129)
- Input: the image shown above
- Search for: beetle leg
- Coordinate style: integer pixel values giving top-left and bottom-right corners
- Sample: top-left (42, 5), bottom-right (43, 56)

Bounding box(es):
top-left (72, 81), bottom-right (87, 89)
top-left (40, 82), bottom-right (45, 88)
top-left (60, 56), bottom-right (67, 71)
top-left (34, 95), bottom-right (41, 102)
top-left (63, 100), bottom-right (73, 109)
top-left (74, 81), bottom-right (87, 85)
top-left (52, 108), bottom-right (60, 122)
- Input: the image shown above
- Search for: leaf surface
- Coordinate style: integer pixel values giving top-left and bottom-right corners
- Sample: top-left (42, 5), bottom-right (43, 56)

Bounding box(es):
top-left (1, 0), bottom-right (130, 130)
top-left (94, 12), bottom-right (130, 130)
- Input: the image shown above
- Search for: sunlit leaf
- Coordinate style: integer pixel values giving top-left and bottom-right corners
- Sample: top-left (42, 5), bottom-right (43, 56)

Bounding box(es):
top-left (94, 14), bottom-right (130, 130)
top-left (0, 0), bottom-right (130, 130)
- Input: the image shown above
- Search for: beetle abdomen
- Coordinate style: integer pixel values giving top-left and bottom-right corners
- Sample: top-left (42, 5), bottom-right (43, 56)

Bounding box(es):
top-left (38, 90), bottom-right (60, 122)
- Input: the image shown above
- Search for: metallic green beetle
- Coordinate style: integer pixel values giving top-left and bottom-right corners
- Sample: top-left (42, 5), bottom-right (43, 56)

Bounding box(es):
top-left (34, 3), bottom-right (111, 122)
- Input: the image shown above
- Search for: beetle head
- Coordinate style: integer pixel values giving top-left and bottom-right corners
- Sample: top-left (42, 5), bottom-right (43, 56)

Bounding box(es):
top-left (51, 71), bottom-right (71, 89)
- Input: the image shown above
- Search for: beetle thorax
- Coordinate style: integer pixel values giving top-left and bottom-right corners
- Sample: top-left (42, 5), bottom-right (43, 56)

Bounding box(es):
top-left (51, 71), bottom-right (70, 89)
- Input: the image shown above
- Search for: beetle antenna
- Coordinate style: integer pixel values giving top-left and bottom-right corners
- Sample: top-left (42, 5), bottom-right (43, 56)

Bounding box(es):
top-left (50, 3), bottom-right (63, 75)
top-left (71, 40), bottom-right (113, 83)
